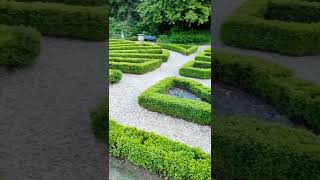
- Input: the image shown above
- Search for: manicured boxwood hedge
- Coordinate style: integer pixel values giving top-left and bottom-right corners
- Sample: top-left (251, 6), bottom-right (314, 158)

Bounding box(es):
top-left (213, 116), bottom-right (320, 180)
top-left (159, 43), bottom-right (198, 55)
top-left (109, 46), bottom-right (161, 51)
top-left (179, 61), bottom-right (211, 79)
top-left (213, 50), bottom-right (320, 131)
top-left (0, 24), bottom-right (41, 67)
top-left (138, 77), bottom-right (211, 125)
top-left (109, 59), bottom-right (162, 75)
top-left (0, 1), bottom-right (107, 40)
top-left (179, 48), bottom-right (211, 79)
top-left (109, 50), bottom-right (169, 62)
top-left (15, 0), bottom-right (105, 6)
top-left (109, 69), bottom-right (122, 84)
top-left (221, 0), bottom-right (320, 55)
top-left (110, 49), bottom-right (162, 54)
top-left (110, 119), bottom-right (211, 180)
top-left (195, 51), bottom-right (211, 62)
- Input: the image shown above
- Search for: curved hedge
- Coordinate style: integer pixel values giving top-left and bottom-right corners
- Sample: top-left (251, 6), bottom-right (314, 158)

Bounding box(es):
top-left (0, 24), bottom-right (41, 67)
top-left (159, 43), bottom-right (198, 55)
top-left (0, 1), bottom-right (107, 40)
top-left (109, 69), bottom-right (122, 84)
top-left (109, 59), bottom-right (162, 75)
top-left (138, 77), bottom-right (211, 125)
top-left (110, 119), bottom-right (211, 179)
top-left (213, 50), bottom-right (320, 132)
top-left (214, 117), bottom-right (320, 180)
top-left (221, 0), bottom-right (320, 55)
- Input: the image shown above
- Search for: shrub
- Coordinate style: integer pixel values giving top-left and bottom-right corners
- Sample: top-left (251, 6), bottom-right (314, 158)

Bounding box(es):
top-left (109, 50), bottom-right (169, 62)
top-left (110, 119), bottom-right (211, 179)
top-left (14, 0), bottom-right (105, 6)
top-left (157, 29), bottom-right (211, 45)
top-left (90, 97), bottom-right (108, 140)
top-left (213, 50), bottom-right (320, 131)
top-left (109, 46), bottom-right (161, 51)
top-left (0, 1), bottom-right (107, 40)
top-left (159, 43), bottom-right (198, 55)
top-left (109, 59), bottom-right (162, 74)
top-left (179, 61), bottom-right (211, 79)
top-left (213, 116), bottom-right (320, 180)
top-left (109, 69), bottom-right (122, 84)
top-left (110, 49), bottom-right (162, 54)
top-left (221, 0), bottom-right (320, 55)
top-left (138, 77), bottom-right (211, 125)
top-left (0, 24), bottom-right (41, 67)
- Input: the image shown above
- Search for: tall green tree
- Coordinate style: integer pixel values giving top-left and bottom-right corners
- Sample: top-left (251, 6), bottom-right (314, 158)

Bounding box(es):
top-left (109, 0), bottom-right (141, 22)
top-left (137, 0), bottom-right (211, 28)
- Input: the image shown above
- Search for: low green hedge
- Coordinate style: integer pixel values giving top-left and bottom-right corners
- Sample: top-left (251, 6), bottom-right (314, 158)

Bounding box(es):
top-left (138, 77), bottom-right (211, 125)
top-left (89, 97), bottom-right (108, 140)
top-left (221, 0), bottom-right (320, 55)
top-left (110, 119), bottom-right (211, 179)
top-left (0, 24), bottom-right (41, 67)
top-left (159, 43), bottom-right (198, 55)
top-left (109, 59), bottom-right (162, 74)
top-left (213, 50), bottom-right (320, 131)
top-left (0, 1), bottom-right (107, 40)
top-left (179, 61), bottom-right (211, 79)
top-left (15, 0), bottom-right (105, 6)
top-left (110, 49), bottom-right (162, 54)
top-left (195, 53), bottom-right (211, 62)
top-left (109, 46), bottom-right (161, 51)
top-left (109, 50), bottom-right (170, 62)
top-left (213, 116), bottom-right (320, 180)
top-left (109, 69), bottom-right (122, 84)
top-left (265, 0), bottom-right (320, 23)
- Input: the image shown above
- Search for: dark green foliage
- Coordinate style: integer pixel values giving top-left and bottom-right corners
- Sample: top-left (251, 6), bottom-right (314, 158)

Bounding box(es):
top-left (138, 77), bottom-right (211, 125)
top-left (14, 0), bottom-right (105, 6)
top-left (213, 50), bottom-right (320, 131)
top-left (221, 0), bottom-right (320, 55)
top-left (109, 69), bottom-right (122, 84)
top-left (213, 116), bottom-right (320, 180)
top-left (110, 119), bottom-right (211, 179)
top-left (265, 0), bottom-right (320, 23)
top-left (159, 43), bottom-right (198, 55)
top-left (158, 29), bottom-right (211, 45)
top-left (109, 50), bottom-right (169, 62)
top-left (109, 59), bottom-right (162, 74)
top-left (90, 97), bottom-right (108, 140)
top-left (0, 24), bottom-right (41, 67)
top-left (0, 1), bottom-right (108, 40)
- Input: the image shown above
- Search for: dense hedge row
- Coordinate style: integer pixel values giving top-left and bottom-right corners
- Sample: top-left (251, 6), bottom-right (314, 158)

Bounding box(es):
top-left (109, 59), bottom-right (162, 74)
top-left (110, 119), bottom-right (211, 179)
top-left (109, 50), bottom-right (169, 62)
top-left (221, 0), bottom-right (320, 55)
top-left (109, 69), bottom-right (122, 84)
top-left (265, 0), bottom-right (320, 23)
top-left (15, 0), bottom-right (106, 6)
top-left (159, 43), bottom-right (198, 55)
top-left (213, 117), bottom-right (320, 180)
top-left (179, 48), bottom-right (211, 79)
top-left (138, 77), bottom-right (211, 125)
top-left (110, 49), bottom-right (162, 54)
top-left (213, 50), bottom-right (320, 131)
top-left (0, 1), bottom-right (107, 40)
top-left (0, 24), bottom-right (41, 67)
top-left (110, 46), bottom-right (161, 51)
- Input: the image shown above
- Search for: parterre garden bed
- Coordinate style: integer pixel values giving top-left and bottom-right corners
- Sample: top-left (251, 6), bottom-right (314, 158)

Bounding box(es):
top-left (221, 0), bottom-right (320, 56)
top-left (213, 50), bottom-right (320, 179)
top-left (109, 39), bottom-right (169, 74)
top-left (179, 48), bottom-right (211, 79)
top-left (0, 0), bottom-right (107, 67)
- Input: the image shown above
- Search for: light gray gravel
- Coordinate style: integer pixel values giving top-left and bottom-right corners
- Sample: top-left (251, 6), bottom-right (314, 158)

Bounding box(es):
top-left (109, 47), bottom-right (211, 153)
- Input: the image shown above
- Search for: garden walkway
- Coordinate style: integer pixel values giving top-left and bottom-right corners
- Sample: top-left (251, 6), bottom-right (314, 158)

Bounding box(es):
top-left (213, 0), bottom-right (320, 84)
top-left (0, 37), bottom-right (107, 179)
top-left (109, 46), bottom-right (211, 153)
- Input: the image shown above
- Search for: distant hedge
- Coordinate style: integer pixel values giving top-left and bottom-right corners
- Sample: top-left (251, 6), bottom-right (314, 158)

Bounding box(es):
top-left (221, 0), bottom-right (320, 55)
top-left (109, 50), bottom-right (169, 62)
top-left (213, 50), bottom-right (320, 131)
top-left (109, 69), bottom-right (122, 84)
top-left (0, 1), bottom-right (107, 40)
top-left (138, 77), bottom-right (211, 125)
top-left (110, 119), bottom-right (211, 179)
top-left (213, 117), bottom-right (320, 180)
top-left (15, 0), bottom-right (106, 6)
top-left (159, 43), bottom-right (198, 55)
top-left (0, 24), bottom-right (41, 67)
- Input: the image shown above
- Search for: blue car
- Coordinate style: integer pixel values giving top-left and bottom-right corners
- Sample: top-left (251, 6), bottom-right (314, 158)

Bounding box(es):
top-left (144, 35), bottom-right (157, 42)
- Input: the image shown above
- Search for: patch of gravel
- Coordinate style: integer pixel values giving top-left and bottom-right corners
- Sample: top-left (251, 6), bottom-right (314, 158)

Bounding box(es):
top-left (167, 87), bottom-right (202, 101)
top-left (109, 46), bottom-right (211, 153)
top-left (0, 37), bottom-right (107, 180)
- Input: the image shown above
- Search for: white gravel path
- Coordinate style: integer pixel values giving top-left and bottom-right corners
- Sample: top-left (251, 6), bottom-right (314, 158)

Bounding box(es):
top-left (109, 46), bottom-right (211, 153)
